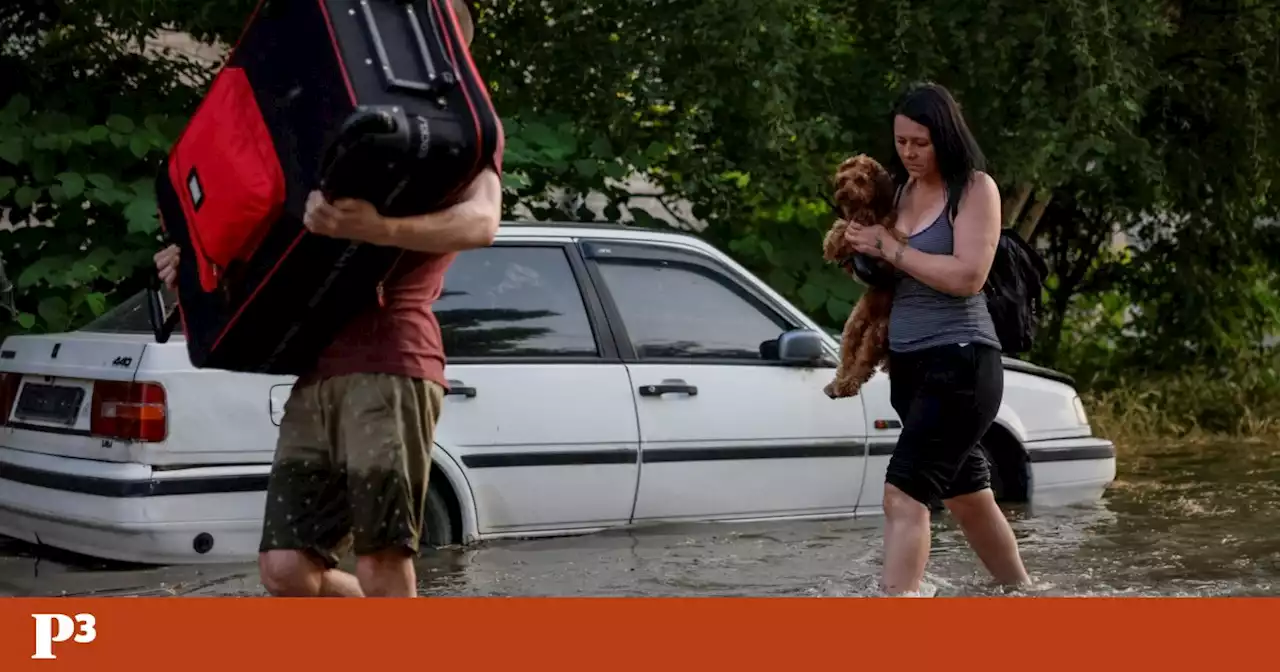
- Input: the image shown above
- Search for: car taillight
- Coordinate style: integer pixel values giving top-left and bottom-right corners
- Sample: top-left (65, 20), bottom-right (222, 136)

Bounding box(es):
top-left (0, 372), bottom-right (19, 426)
top-left (91, 381), bottom-right (168, 442)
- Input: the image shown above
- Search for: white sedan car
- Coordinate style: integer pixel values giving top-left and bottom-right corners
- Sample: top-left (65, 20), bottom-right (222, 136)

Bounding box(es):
top-left (0, 221), bottom-right (1115, 565)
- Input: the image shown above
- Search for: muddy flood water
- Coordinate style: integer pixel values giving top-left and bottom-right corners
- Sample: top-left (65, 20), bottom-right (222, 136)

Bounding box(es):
top-left (2, 441), bottom-right (1277, 597)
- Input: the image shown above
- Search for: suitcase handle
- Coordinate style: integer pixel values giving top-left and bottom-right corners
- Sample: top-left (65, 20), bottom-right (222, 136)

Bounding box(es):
top-left (147, 274), bottom-right (181, 345)
top-left (357, 0), bottom-right (458, 97)
top-left (318, 106), bottom-right (419, 208)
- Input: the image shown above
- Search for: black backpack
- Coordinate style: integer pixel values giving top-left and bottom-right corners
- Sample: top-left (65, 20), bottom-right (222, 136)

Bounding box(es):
top-left (982, 228), bottom-right (1048, 356)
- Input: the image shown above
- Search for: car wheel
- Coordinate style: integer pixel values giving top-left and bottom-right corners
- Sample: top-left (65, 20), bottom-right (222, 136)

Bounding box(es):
top-left (979, 428), bottom-right (1031, 503)
top-left (422, 485), bottom-right (454, 548)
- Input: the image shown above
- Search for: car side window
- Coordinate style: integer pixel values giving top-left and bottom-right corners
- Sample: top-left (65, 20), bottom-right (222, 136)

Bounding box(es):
top-left (595, 258), bottom-right (790, 361)
top-left (436, 246), bottom-right (600, 358)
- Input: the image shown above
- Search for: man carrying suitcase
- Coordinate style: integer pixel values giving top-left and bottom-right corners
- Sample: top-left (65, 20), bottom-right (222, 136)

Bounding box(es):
top-left (154, 0), bottom-right (501, 597)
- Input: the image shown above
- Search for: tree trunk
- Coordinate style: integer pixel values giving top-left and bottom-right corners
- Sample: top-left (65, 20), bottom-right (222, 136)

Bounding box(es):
top-left (1003, 182), bottom-right (1033, 228)
top-left (1016, 192), bottom-right (1054, 243)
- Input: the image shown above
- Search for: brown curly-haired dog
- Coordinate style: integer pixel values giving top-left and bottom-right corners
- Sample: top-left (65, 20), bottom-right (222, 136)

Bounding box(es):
top-left (821, 154), bottom-right (908, 399)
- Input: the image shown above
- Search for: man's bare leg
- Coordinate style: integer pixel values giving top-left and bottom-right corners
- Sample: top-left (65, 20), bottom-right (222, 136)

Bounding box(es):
top-left (356, 549), bottom-right (417, 597)
top-left (943, 488), bottom-right (1031, 587)
top-left (259, 550), bottom-right (365, 597)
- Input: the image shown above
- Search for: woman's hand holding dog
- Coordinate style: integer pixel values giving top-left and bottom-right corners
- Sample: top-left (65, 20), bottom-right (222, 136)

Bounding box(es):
top-left (843, 220), bottom-right (904, 264)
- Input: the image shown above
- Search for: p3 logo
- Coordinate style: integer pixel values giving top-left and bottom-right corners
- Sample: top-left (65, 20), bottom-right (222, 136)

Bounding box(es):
top-left (31, 613), bottom-right (96, 660)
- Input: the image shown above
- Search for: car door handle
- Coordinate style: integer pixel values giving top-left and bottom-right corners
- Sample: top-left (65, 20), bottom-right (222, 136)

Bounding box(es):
top-left (638, 380), bottom-right (698, 397)
top-left (445, 380), bottom-right (477, 398)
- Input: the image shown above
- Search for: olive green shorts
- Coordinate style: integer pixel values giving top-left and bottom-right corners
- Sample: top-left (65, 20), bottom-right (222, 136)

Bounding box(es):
top-left (258, 372), bottom-right (444, 568)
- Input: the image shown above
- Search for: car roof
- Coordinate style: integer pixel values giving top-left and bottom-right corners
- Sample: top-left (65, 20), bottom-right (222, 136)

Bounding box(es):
top-left (495, 219), bottom-right (711, 248)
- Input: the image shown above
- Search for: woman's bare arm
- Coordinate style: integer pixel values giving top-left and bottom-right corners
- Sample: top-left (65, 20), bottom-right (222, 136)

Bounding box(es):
top-left (884, 172), bottom-right (1001, 296)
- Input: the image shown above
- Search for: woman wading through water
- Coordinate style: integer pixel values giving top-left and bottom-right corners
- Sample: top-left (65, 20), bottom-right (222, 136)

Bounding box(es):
top-left (840, 82), bottom-right (1033, 595)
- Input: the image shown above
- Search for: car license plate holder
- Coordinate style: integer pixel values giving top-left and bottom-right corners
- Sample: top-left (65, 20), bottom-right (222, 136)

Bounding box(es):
top-left (13, 383), bottom-right (86, 426)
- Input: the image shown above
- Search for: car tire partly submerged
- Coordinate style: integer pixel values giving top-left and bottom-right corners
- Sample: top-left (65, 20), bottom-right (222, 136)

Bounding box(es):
top-left (981, 425), bottom-right (1031, 504)
top-left (923, 426), bottom-right (1031, 512)
top-left (423, 485), bottom-right (455, 548)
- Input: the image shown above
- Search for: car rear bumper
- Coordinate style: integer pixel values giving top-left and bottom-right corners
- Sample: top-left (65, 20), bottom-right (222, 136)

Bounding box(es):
top-left (0, 446), bottom-right (267, 565)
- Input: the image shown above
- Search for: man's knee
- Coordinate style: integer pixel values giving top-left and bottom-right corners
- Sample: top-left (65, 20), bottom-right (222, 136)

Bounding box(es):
top-left (259, 550), bottom-right (325, 597)
top-left (357, 547), bottom-right (413, 571)
top-left (883, 483), bottom-right (929, 522)
top-left (355, 547), bottom-right (416, 597)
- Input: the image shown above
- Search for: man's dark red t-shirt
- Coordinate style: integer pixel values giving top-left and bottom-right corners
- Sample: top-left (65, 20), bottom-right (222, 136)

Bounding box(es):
top-left (308, 250), bottom-right (457, 389)
top-left (308, 148), bottom-right (503, 391)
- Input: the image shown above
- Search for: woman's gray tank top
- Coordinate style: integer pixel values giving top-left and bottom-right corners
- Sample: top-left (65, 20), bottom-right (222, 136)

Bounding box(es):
top-left (889, 205), bottom-right (1001, 353)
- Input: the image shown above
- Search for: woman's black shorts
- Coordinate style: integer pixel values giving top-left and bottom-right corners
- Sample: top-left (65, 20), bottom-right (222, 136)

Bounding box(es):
top-left (885, 342), bottom-right (1004, 505)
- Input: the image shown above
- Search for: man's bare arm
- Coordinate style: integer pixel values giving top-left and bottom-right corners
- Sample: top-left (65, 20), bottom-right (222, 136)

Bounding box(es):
top-left (372, 167), bottom-right (502, 253)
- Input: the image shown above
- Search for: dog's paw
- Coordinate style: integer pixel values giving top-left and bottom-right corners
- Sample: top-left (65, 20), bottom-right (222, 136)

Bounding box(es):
top-left (823, 380), bottom-right (855, 399)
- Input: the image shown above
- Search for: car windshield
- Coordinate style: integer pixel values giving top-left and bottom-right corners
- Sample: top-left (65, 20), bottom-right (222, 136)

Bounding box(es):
top-left (80, 288), bottom-right (173, 335)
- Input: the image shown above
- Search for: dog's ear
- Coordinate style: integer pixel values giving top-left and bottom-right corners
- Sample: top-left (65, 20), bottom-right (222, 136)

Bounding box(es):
top-left (871, 166), bottom-right (897, 218)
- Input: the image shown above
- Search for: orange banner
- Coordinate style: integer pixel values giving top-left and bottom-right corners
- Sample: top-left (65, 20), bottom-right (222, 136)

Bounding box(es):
top-left (1, 598), bottom-right (1274, 669)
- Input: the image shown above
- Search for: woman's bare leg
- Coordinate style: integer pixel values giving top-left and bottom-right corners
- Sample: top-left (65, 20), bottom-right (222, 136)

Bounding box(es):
top-left (943, 488), bottom-right (1030, 587)
top-left (880, 484), bottom-right (932, 594)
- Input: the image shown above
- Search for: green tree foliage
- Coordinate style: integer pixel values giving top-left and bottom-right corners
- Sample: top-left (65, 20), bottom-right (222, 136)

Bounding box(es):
top-left (0, 1), bottom-right (218, 332)
top-left (1114, 0), bottom-right (1280, 371)
top-left (1033, 0), bottom-right (1280, 376)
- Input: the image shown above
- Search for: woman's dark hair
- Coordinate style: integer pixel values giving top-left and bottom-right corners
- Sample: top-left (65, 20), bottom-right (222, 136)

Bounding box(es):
top-left (887, 82), bottom-right (986, 219)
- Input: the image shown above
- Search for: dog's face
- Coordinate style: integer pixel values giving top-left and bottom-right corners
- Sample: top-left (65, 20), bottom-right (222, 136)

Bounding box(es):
top-left (833, 154), bottom-right (896, 221)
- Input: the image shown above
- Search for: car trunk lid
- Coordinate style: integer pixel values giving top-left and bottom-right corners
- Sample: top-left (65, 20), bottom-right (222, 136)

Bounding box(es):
top-left (1, 332), bottom-right (159, 463)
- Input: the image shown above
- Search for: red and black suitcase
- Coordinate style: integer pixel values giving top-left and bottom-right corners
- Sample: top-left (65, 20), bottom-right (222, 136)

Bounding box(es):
top-left (151, 0), bottom-right (503, 375)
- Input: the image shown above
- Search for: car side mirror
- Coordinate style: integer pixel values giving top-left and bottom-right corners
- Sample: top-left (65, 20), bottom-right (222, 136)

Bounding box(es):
top-left (776, 329), bottom-right (828, 365)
